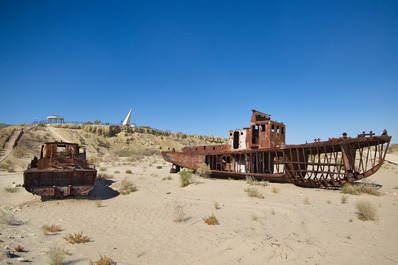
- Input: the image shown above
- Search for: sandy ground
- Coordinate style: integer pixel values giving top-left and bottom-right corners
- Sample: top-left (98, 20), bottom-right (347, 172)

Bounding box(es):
top-left (1, 155), bottom-right (398, 265)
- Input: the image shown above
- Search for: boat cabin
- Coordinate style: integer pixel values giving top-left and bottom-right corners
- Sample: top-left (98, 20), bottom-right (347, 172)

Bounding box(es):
top-left (228, 110), bottom-right (285, 150)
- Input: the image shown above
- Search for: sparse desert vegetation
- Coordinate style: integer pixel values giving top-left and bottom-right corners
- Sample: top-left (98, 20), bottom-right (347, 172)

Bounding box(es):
top-left (356, 200), bottom-right (378, 221)
top-left (196, 163), bottom-right (211, 178)
top-left (271, 186), bottom-right (280, 194)
top-left (341, 182), bottom-right (382, 196)
top-left (118, 178), bottom-right (137, 195)
top-left (174, 205), bottom-right (189, 222)
top-left (179, 170), bottom-right (193, 187)
top-left (244, 187), bottom-right (264, 198)
top-left (47, 245), bottom-right (70, 265)
top-left (4, 186), bottom-right (19, 193)
top-left (341, 195), bottom-right (348, 204)
top-left (125, 169), bottom-right (132, 174)
top-left (64, 231), bottom-right (91, 244)
top-left (303, 196), bottom-right (310, 204)
top-left (0, 209), bottom-right (17, 225)
top-left (42, 224), bottom-right (63, 235)
top-left (213, 201), bottom-right (221, 210)
top-left (203, 214), bottom-right (219, 225)
top-left (90, 255), bottom-right (116, 265)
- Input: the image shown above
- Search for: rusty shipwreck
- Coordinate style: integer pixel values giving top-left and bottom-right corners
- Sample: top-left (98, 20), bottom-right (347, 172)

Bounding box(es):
top-left (162, 110), bottom-right (391, 188)
top-left (24, 142), bottom-right (97, 197)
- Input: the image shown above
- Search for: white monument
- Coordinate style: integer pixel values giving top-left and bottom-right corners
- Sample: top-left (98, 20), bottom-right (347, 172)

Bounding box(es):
top-left (122, 109), bottom-right (132, 126)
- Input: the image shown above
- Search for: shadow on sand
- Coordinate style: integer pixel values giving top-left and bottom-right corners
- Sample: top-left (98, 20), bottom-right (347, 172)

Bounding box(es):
top-left (41, 179), bottom-right (120, 202)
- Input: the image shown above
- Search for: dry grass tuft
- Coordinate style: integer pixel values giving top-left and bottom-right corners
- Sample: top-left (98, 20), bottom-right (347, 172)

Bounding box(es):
top-left (179, 170), bottom-right (193, 187)
top-left (213, 202), bottom-right (221, 210)
top-left (271, 186), bottom-right (280, 194)
top-left (97, 173), bottom-right (114, 181)
top-left (326, 200), bottom-right (331, 204)
top-left (125, 169), bottom-right (132, 174)
top-left (95, 198), bottom-right (102, 207)
top-left (0, 209), bottom-right (17, 225)
top-left (90, 255), bottom-right (116, 265)
top-left (173, 205), bottom-right (189, 223)
top-left (341, 195), bottom-right (348, 204)
top-left (244, 187), bottom-right (264, 199)
top-left (42, 224), bottom-right (63, 235)
top-left (118, 178), bottom-right (137, 195)
top-left (15, 245), bottom-right (24, 252)
top-left (196, 163), bottom-right (211, 178)
top-left (156, 165), bottom-right (162, 169)
top-left (47, 245), bottom-right (71, 265)
top-left (203, 214), bottom-right (219, 225)
top-left (341, 182), bottom-right (382, 196)
top-left (99, 167), bottom-right (107, 172)
top-left (356, 200), bottom-right (378, 221)
top-left (303, 197), bottom-right (310, 205)
top-left (4, 187), bottom-right (19, 193)
top-left (64, 231), bottom-right (90, 244)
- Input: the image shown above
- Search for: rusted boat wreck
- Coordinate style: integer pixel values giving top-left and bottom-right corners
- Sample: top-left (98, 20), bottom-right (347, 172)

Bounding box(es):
top-left (24, 142), bottom-right (97, 197)
top-left (162, 110), bottom-right (391, 188)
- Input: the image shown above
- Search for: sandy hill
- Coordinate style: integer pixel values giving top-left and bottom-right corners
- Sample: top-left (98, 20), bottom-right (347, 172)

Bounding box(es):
top-left (0, 123), bottom-right (226, 171)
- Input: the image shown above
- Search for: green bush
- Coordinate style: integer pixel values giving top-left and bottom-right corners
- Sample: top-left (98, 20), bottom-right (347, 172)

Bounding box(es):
top-left (179, 170), bottom-right (193, 187)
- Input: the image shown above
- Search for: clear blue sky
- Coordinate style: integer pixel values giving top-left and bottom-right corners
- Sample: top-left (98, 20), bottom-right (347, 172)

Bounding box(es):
top-left (0, 0), bottom-right (397, 144)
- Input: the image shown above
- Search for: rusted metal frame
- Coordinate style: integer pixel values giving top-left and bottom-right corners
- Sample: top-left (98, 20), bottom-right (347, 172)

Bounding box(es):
top-left (268, 152), bottom-right (271, 174)
top-left (372, 143), bottom-right (378, 169)
top-left (287, 148), bottom-right (300, 183)
top-left (365, 139), bottom-right (371, 172)
top-left (348, 141), bottom-right (356, 174)
top-left (308, 145), bottom-right (314, 179)
top-left (378, 140), bottom-right (383, 164)
top-left (358, 142), bottom-right (365, 174)
top-left (321, 145), bottom-right (328, 182)
top-left (301, 147), bottom-right (308, 180)
top-left (262, 152), bottom-right (265, 174)
top-left (295, 147), bottom-right (305, 182)
top-left (330, 144), bottom-right (340, 182)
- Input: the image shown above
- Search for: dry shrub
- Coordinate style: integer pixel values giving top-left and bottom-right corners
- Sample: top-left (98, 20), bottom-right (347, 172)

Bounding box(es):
top-left (271, 186), bottom-right (280, 194)
top-left (341, 195), bottom-right (348, 204)
top-left (64, 231), bottom-right (90, 244)
top-left (88, 156), bottom-right (99, 165)
top-left (173, 205), bottom-right (189, 223)
top-left (246, 175), bottom-right (268, 186)
top-left (156, 165), bottom-right (162, 169)
top-left (125, 169), bottom-right (132, 174)
top-left (90, 255), bottom-right (116, 265)
top-left (214, 202), bottom-right (221, 210)
top-left (99, 167), bottom-right (107, 172)
top-left (15, 245), bottom-right (24, 252)
top-left (196, 163), bottom-right (211, 178)
top-left (244, 187), bottom-right (264, 199)
top-left (95, 198), bottom-right (102, 208)
top-left (97, 173), bottom-right (114, 181)
top-left (356, 200), bottom-right (378, 221)
top-left (303, 197), bottom-right (310, 205)
top-left (203, 214), bottom-right (219, 225)
top-left (4, 187), bottom-right (19, 193)
top-left (42, 224), bottom-right (63, 235)
top-left (179, 170), bottom-right (193, 187)
top-left (47, 245), bottom-right (67, 265)
top-left (118, 178), bottom-right (137, 195)
top-left (0, 209), bottom-right (17, 225)
top-left (341, 182), bottom-right (382, 196)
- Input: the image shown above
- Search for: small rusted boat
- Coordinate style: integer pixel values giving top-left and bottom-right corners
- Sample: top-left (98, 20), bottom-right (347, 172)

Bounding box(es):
top-left (162, 110), bottom-right (391, 188)
top-left (24, 142), bottom-right (97, 197)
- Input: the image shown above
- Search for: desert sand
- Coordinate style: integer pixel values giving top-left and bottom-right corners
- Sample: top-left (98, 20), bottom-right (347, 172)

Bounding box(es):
top-left (1, 153), bottom-right (398, 265)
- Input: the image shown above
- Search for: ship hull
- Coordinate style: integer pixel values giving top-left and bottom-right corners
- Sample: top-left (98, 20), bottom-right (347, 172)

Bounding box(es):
top-left (162, 135), bottom-right (391, 188)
